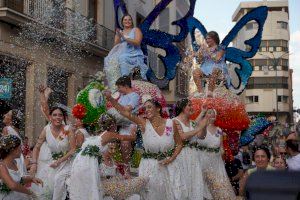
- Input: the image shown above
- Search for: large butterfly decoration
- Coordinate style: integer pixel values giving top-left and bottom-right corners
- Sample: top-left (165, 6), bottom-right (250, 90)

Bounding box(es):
top-left (113, 0), bottom-right (268, 94)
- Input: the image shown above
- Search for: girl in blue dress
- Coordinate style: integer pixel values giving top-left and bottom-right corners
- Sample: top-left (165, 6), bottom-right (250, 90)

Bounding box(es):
top-left (104, 14), bottom-right (148, 92)
top-left (193, 31), bottom-right (230, 96)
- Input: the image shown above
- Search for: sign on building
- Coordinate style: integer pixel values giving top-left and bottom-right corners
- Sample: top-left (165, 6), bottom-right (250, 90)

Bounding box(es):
top-left (0, 78), bottom-right (13, 100)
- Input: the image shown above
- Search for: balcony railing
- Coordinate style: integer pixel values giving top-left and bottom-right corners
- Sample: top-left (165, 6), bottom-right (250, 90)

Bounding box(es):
top-left (0, 0), bottom-right (115, 51)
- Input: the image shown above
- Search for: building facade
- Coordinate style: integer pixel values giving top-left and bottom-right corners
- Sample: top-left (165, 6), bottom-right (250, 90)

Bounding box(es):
top-left (232, 0), bottom-right (293, 124)
top-left (0, 0), bottom-right (115, 144)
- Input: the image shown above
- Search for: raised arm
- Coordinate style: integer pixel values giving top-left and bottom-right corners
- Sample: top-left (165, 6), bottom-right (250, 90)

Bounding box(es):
top-left (160, 121), bottom-right (183, 166)
top-left (30, 128), bottom-right (46, 175)
top-left (114, 29), bottom-right (122, 46)
top-left (38, 85), bottom-right (51, 121)
top-left (124, 28), bottom-right (143, 47)
top-left (173, 119), bottom-right (205, 141)
top-left (194, 105), bottom-right (208, 127)
top-left (104, 91), bottom-right (146, 127)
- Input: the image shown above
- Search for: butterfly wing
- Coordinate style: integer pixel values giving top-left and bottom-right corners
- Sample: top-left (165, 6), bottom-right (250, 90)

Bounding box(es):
top-left (222, 6), bottom-right (268, 94)
top-left (139, 0), bottom-right (197, 88)
top-left (113, 0), bottom-right (128, 29)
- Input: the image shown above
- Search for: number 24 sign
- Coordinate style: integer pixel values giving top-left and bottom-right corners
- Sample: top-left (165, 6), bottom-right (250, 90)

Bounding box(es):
top-left (0, 78), bottom-right (13, 100)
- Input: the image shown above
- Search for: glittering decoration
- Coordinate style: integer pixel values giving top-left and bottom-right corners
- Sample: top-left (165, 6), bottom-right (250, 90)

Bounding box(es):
top-left (187, 6), bottom-right (268, 95)
top-left (72, 104), bottom-right (87, 119)
top-left (240, 117), bottom-right (272, 147)
top-left (102, 176), bottom-right (149, 200)
top-left (190, 90), bottom-right (250, 131)
top-left (131, 80), bottom-right (168, 117)
top-left (76, 80), bottom-right (106, 125)
top-left (203, 170), bottom-right (237, 200)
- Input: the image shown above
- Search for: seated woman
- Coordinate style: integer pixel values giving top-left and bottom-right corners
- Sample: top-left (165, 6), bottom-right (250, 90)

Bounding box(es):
top-left (192, 31), bottom-right (230, 96)
top-left (104, 14), bottom-right (148, 92)
top-left (0, 135), bottom-right (43, 200)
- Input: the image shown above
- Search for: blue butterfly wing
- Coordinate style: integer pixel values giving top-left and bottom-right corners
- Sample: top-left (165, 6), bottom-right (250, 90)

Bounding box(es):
top-left (222, 6), bottom-right (268, 94)
top-left (187, 16), bottom-right (208, 51)
top-left (113, 0), bottom-right (128, 29)
top-left (140, 0), bottom-right (197, 88)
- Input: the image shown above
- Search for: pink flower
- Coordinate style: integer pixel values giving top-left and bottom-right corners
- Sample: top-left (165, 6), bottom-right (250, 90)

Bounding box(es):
top-left (165, 126), bottom-right (172, 136)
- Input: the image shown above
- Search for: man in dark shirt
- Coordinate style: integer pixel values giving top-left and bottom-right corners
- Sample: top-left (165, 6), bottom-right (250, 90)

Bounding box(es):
top-left (225, 158), bottom-right (243, 195)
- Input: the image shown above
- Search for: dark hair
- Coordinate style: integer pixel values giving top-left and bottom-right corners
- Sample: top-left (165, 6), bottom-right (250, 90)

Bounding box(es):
top-left (206, 31), bottom-right (220, 45)
top-left (175, 98), bottom-right (190, 117)
top-left (286, 139), bottom-right (299, 152)
top-left (98, 113), bottom-right (116, 132)
top-left (121, 14), bottom-right (134, 28)
top-left (11, 109), bottom-right (21, 129)
top-left (49, 107), bottom-right (67, 124)
top-left (116, 76), bottom-right (132, 88)
top-left (145, 99), bottom-right (163, 117)
top-left (253, 146), bottom-right (271, 161)
top-left (0, 135), bottom-right (21, 159)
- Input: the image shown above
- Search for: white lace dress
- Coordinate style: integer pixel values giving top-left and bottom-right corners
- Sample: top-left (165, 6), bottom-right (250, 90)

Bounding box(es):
top-left (69, 134), bottom-right (108, 200)
top-left (173, 118), bottom-right (204, 200)
top-left (46, 125), bottom-right (72, 200)
top-left (6, 126), bottom-right (27, 176)
top-left (0, 166), bottom-right (29, 200)
top-left (139, 119), bottom-right (182, 200)
top-left (197, 127), bottom-right (235, 199)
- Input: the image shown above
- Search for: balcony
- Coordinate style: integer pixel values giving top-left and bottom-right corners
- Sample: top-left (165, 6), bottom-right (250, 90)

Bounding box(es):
top-left (0, 0), bottom-right (114, 54)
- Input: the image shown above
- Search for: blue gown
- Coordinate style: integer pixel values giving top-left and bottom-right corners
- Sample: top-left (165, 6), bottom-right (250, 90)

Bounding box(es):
top-left (199, 46), bottom-right (230, 87)
top-left (104, 28), bottom-right (148, 92)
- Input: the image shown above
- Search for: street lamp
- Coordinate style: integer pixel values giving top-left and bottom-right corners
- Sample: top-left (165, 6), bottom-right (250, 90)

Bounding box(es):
top-left (258, 51), bottom-right (290, 122)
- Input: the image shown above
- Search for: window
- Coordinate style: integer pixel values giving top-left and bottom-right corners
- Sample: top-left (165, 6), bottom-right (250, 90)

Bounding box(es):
top-left (278, 95), bottom-right (288, 103)
top-left (246, 22), bottom-right (258, 30)
top-left (246, 77), bottom-right (289, 89)
top-left (47, 67), bottom-right (69, 108)
top-left (88, 0), bottom-right (97, 20)
top-left (136, 12), bottom-right (145, 27)
top-left (159, 8), bottom-right (169, 32)
top-left (259, 40), bottom-right (289, 52)
top-left (277, 21), bottom-right (288, 29)
top-left (246, 96), bottom-right (259, 103)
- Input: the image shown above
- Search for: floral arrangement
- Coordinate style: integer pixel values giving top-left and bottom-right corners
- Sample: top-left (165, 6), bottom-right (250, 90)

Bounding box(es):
top-left (56, 130), bottom-right (69, 141)
top-left (165, 126), bottom-right (172, 136)
top-left (142, 148), bottom-right (174, 161)
top-left (72, 104), bottom-right (87, 119)
top-left (0, 182), bottom-right (11, 194)
top-left (51, 151), bottom-right (67, 160)
top-left (81, 145), bottom-right (102, 164)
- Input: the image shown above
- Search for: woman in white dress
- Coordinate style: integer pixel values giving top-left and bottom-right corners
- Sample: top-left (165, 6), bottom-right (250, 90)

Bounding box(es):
top-left (196, 109), bottom-right (236, 200)
top-left (2, 110), bottom-right (27, 176)
top-left (0, 135), bottom-right (42, 200)
top-left (173, 98), bottom-right (209, 199)
top-left (69, 113), bottom-right (137, 200)
top-left (104, 91), bottom-right (183, 200)
top-left (31, 107), bottom-right (76, 200)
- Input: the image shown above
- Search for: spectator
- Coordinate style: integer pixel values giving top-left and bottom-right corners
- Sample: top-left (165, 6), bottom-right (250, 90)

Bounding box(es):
top-left (239, 146), bottom-right (274, 196)
top-left (286, 139), bottom-right (300, 171)
top-left (273, 155), bottom-right (287, 170)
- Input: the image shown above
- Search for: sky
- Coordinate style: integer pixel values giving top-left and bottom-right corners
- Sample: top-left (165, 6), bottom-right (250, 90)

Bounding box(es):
top-left (194, 0), bottom-right (300, 108)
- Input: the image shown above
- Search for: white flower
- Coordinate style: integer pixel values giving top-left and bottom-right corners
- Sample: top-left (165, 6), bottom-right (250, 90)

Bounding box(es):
top-left (142, 94), bottom-right (152, 104)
